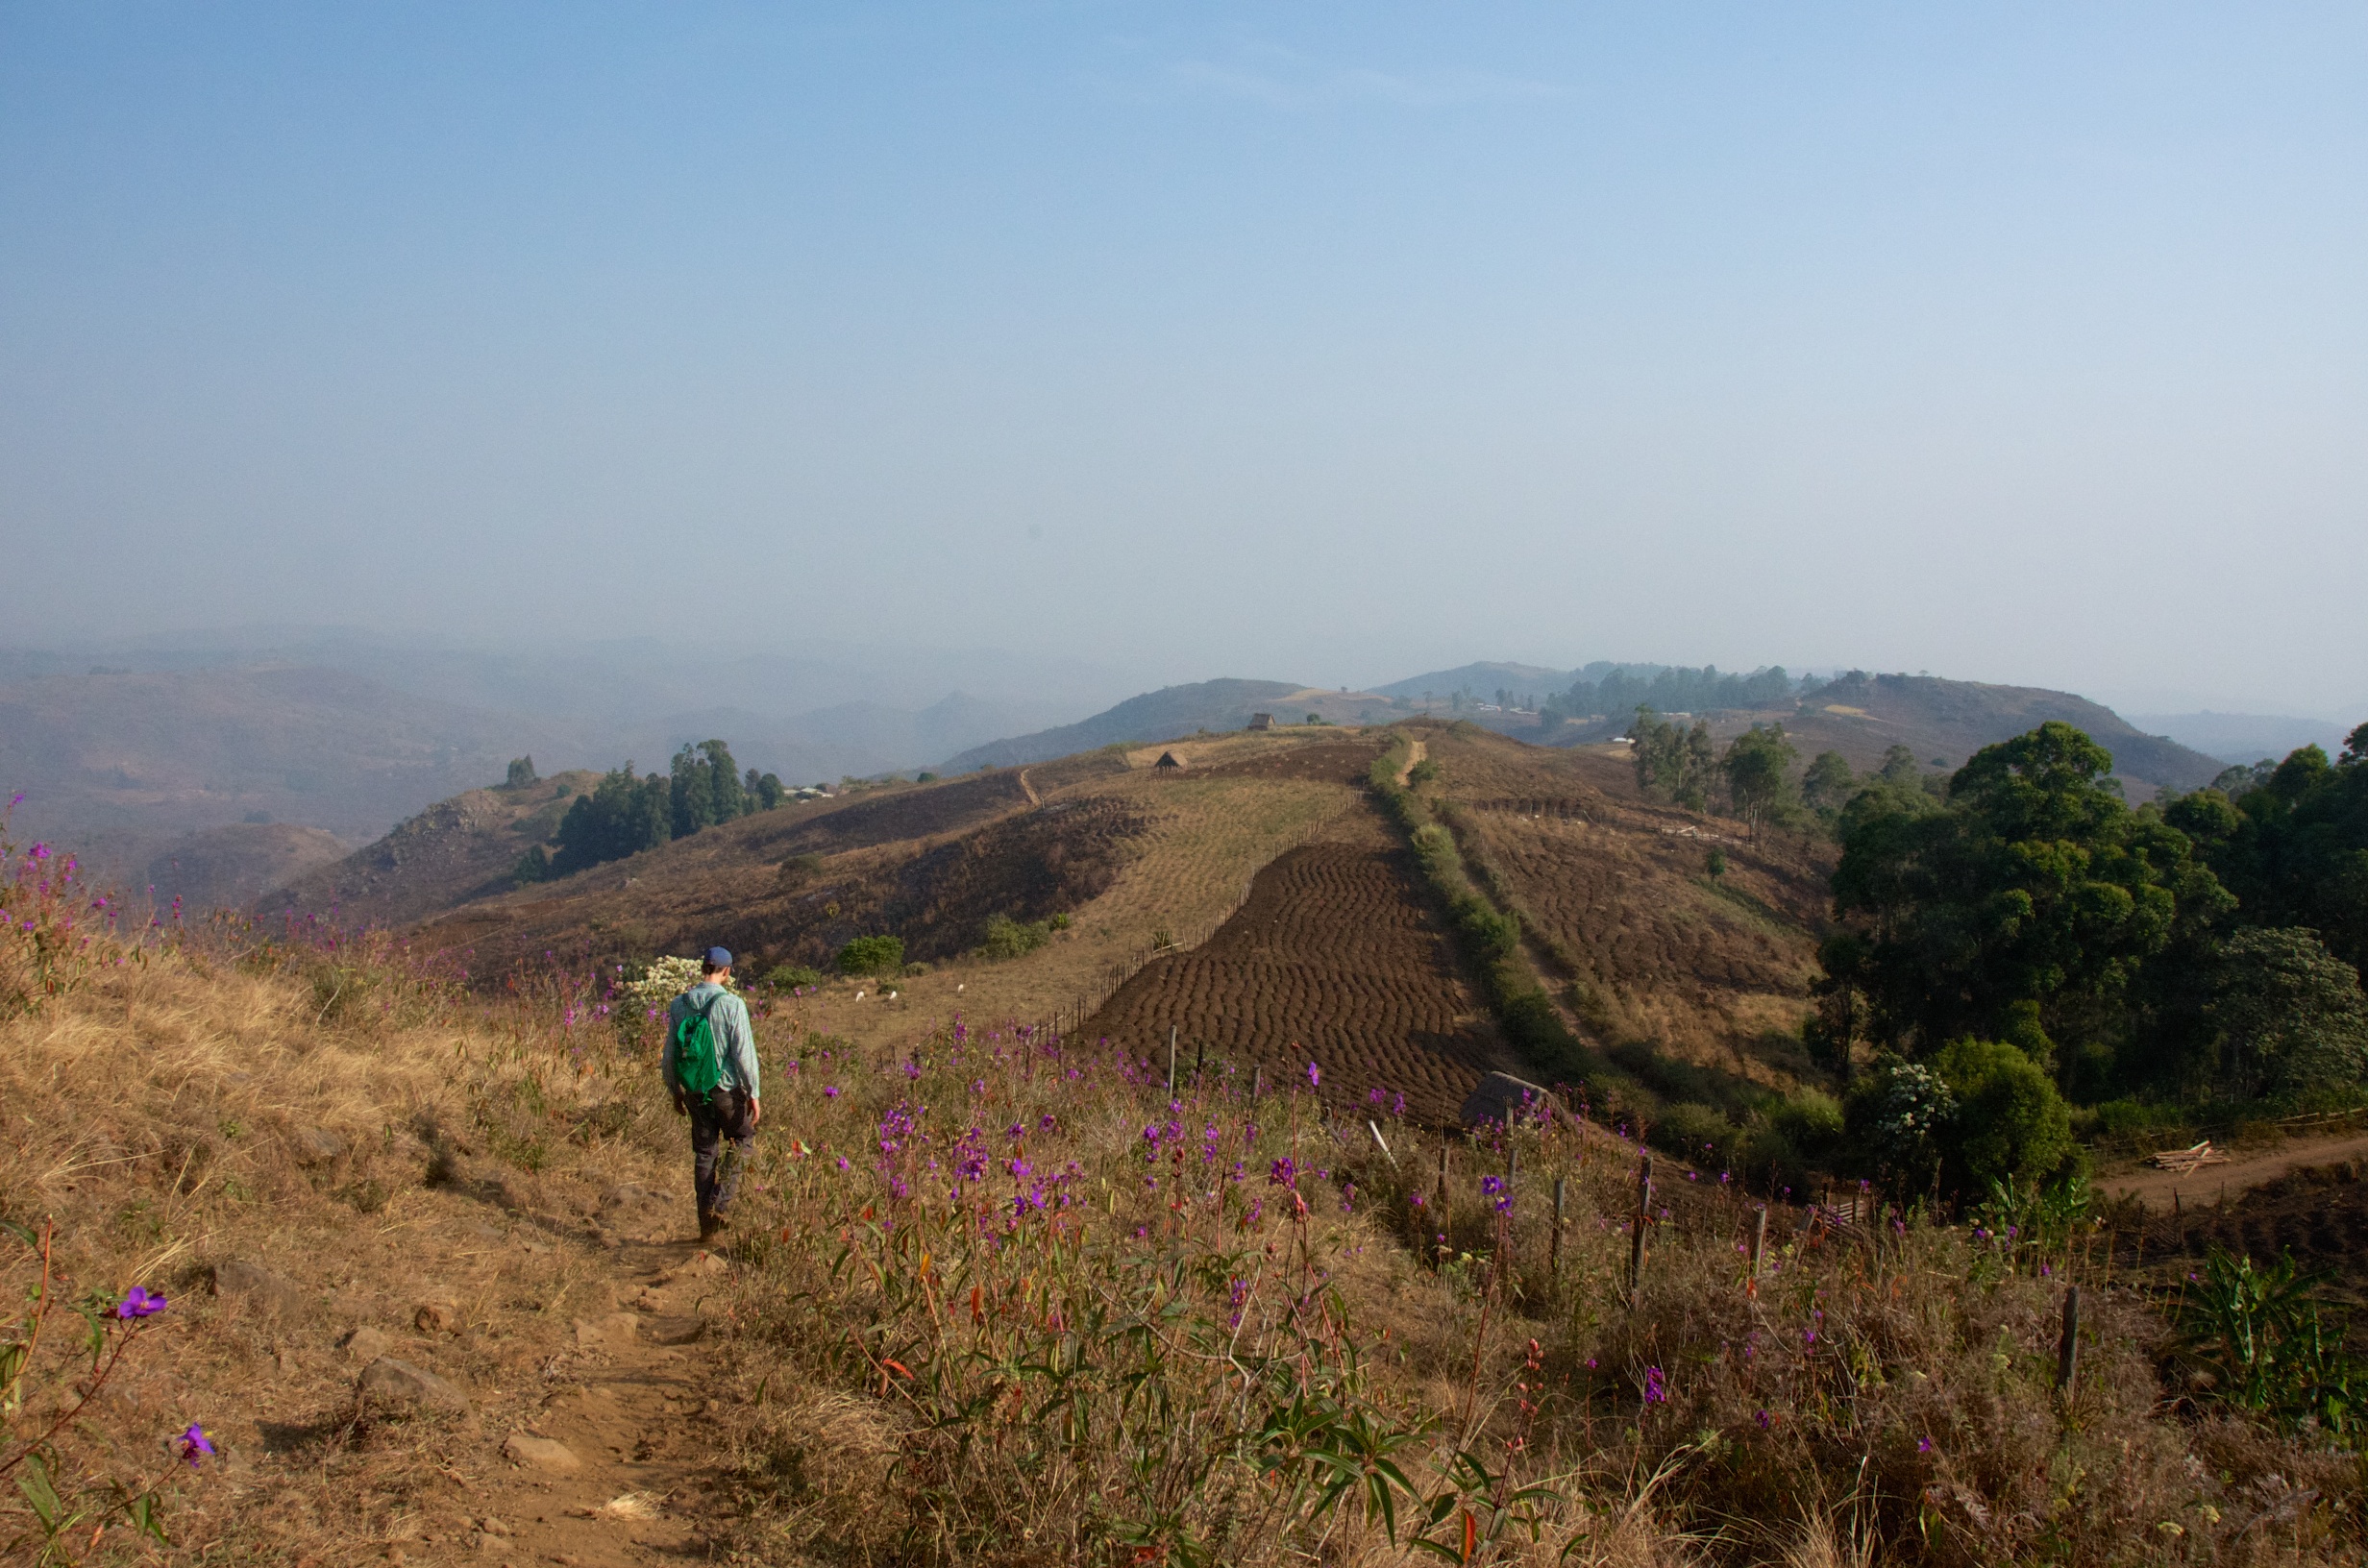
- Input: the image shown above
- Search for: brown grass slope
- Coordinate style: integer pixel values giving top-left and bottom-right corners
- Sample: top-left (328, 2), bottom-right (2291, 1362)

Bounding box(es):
top-left (141, 821), bottom-right (348, 911)
top-left (1418, 721), bottom-right (1834, 1087)
top-left (10, 947), bottom-right (2359, 1565)
top-left (264, 769), bottom-right (604, 925)
top-left (1675, 671), bottom-right (2224, 796)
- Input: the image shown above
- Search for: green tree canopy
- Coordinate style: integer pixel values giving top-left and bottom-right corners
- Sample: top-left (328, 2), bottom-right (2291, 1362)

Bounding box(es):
top-left (1720, 723), bottom-right (1798, 837)
top-left (1801, 750), bottom-right (1856, 814)
top-left (551, 765), bottom-right (670, 875)
top-left (2179, 725), bottom-right (2368, 971)
top-left (1632, 706), bottom-right (1716, 810)
top-left (2204, 926), bottom-right (2368, 1098)
top-left (1821, 721), bottom-right (2233, 1095)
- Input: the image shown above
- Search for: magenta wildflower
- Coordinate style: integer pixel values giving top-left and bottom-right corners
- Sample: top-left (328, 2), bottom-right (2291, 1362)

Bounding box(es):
top-left (179, 1424), bottom-right (214, 1465)
top-left (1267, 1157), bottom-right (1297, 1189)
top-left (116, 1286), bottom-right (167, 1319)
top-left (1642, 1366), bottom-right (1667, 1404)
top-left (1305, 1061), bottom-right (1320, 1089)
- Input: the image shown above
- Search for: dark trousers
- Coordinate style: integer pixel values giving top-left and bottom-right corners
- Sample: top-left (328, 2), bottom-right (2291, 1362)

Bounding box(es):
top-left (689, 1088), bottom-right (757, 1218)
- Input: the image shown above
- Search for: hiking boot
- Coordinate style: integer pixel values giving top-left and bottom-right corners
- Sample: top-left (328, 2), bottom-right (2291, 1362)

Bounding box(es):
top-left (697, 1210), bottom-right (721, 1242)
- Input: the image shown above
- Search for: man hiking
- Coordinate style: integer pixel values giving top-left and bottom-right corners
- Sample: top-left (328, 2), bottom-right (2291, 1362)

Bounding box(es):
top-left (663, 946), bottom-right (760, 1241)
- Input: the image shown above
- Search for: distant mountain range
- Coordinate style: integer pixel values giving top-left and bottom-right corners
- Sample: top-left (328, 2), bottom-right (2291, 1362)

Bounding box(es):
top-left (2127, 712), bottom-right (2356, 767)
top-left (5, 629), bottom-right (2335, 905)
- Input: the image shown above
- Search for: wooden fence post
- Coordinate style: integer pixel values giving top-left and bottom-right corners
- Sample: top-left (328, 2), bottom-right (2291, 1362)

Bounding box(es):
top-left (1167, 1027), bottom-right (1176, 1095)
top-left (1627, 1154), bottom-right (1652, 1306)
top-left (1550, 1175), bottom-right (1567, 1286)
top-left (1436, 1141), bottom-right (1451, 1214)
top-left (2057, 1286), bottom-right (2082, 1400)
top-left (1751, 1205), bottom-right (1769, 1281)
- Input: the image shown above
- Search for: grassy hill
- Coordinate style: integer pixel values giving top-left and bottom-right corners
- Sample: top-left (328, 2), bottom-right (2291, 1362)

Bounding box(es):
top-left (1774, 671), bottom-right (2226, 792)
top-left (936, 677), bottom-right (1400, 771)
top-left (141, 821), bottom-right (348, 911)
top-left (0, 665), bottom-right (576, 883)
top-left (262, 769), bottom-right (603, 926)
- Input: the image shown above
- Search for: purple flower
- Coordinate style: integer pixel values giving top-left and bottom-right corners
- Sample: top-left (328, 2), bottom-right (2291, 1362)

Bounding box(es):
top-left (1305, 1061), bottom-right (1320, 1088)
top-left (1642, 1366), bottom-right (1667, 1404)
top-left (1268, 1157), bottom-right (1297, 1188)
top-left (116, 1286), bottom-right (167, 1319)
top-left (824, 1085), bottom-right (840, 1098)
top-left (1409, 1191), bottom-right (1426, 1210)
top-left (1755, 1408), bottom-right (1771, 1430)
top-left (179, 1424), bottom-right (214, 1466)
top-left (1918, 1436), bottom-right (1934, 1454)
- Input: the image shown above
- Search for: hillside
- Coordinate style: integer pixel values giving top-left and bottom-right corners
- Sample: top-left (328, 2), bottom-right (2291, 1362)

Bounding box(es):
top-left (0, 665), bottom-right (578, 883)
top-left (1759, 672), bottom-right (2225, 794)
top-left (937, 677), bottom-right (1395, 771)
top-left (263, 769), bottom-right (603, 926)
top-left (141, 821), bottom-right (348, 911)
top-left (12, 924), bottom-right (2356, 1565)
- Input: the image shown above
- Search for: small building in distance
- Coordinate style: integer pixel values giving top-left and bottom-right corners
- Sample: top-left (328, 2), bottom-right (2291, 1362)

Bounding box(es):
top-left (1154, 750), bottom-right (1186, 772)
top-left (1246, 712), bottom-right (1274, 731)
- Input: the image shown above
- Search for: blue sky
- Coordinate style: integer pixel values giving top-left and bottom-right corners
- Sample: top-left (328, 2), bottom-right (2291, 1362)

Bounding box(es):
top-left (4, 4), bottom-right (2364, 715)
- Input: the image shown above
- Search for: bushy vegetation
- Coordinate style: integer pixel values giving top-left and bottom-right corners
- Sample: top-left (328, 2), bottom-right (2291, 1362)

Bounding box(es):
top-left (835, 934), bottom-right (905, 976)
top-left (1800, 718), bottom-right (2368, 1200)
top-left (975, 912), bottom-right (1058, 962)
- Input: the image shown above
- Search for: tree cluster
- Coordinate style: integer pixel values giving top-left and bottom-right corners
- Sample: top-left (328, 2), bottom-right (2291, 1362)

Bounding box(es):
top-left (1813, 720), bottom-right (2368, 1137)
top-left (1553, 663), bottom-right (1800, 723)
top-left (547, 739), bottom-right (787, 878)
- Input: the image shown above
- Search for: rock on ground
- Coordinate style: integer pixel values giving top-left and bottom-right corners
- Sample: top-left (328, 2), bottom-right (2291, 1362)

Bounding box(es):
top-left (503, 1433), bottom-right (582, 1471)
top-left (211, 1259), bottom-right (308, 1318)
top-left (358, 1357), bottom-right (469, 1414)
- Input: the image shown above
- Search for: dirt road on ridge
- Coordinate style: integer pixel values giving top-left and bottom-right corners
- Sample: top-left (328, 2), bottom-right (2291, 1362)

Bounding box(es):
top-left (2101, 1129), bottom-right (2368, 1210)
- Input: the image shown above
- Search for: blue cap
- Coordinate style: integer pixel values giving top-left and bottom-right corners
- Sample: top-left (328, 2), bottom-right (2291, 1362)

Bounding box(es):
top-left (703, 945), bottom-right (733, 968)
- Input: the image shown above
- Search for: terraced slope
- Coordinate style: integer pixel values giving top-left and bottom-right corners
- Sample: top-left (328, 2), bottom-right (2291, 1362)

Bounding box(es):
top-left (1415, 722), bottom-right (1833, 1087)
top-left (1078, 805), bottom-right (1514, 1124)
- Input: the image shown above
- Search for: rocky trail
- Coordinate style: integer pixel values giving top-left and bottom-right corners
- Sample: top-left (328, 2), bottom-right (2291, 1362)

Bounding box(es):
top-left (190, 1172), bottom-right (753, 1567)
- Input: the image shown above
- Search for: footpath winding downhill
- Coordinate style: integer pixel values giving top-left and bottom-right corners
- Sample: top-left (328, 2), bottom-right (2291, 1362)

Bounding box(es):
top-left (446, 1228), bottom-right (736, 1568)
top-left (2099, 1128), bottom-right (2368, 1210)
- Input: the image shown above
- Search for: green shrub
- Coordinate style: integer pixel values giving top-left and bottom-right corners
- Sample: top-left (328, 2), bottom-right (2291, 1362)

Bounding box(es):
top-left (1652, 1101), bottom-right (1735, 1167)
top-left (1769, 1089), bottom-right (1845, 1164)
top-left (511, 845), bottom-right (551, 885)
top-left (1449, 896), bottom-right (1519, 962)
top-left (766, 964), bottom-right (824, 991)
top-left (836, 936), bottom-right (905, 976)
top-left (1936, 1038), bottom-right (2078, 1190)
top-left (1406, 758), bottom-right (1441, 786)
top-left (978, 915), bottom-right (1051, 962)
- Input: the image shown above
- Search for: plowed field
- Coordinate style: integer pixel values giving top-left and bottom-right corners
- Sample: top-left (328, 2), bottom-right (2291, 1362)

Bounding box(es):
top-left (2115, 1160), bottom-right (2368, 1322)
top-left (1417, 723), bottom-right (1832, 1081)
top-left (1079, 808), bottom-right (1512, 1125)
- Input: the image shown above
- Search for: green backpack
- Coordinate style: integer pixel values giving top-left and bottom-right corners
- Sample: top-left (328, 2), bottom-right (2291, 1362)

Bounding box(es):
top-left (673, 992), bottom-right (726, 1097)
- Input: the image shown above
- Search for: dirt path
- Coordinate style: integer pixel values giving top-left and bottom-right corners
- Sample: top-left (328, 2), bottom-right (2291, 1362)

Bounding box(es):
top-left (1017, 767), bottom-right (1040, 805)
top-left (2099, 1130), bottom-right (2368, 1209)
top-left (1395, 740), bottom-right (1426, 787)
top-left (454, 1233), bottom-right (735, 1567)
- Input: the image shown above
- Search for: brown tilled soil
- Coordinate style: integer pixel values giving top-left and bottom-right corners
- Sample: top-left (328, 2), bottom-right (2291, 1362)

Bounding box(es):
top-left (1077, 805), bottom-right (1517, 1125)
top-left (1414, 723), bottom-right (1833, 1082)
top-left (2110, 1157), bottom-right (2368, 1316)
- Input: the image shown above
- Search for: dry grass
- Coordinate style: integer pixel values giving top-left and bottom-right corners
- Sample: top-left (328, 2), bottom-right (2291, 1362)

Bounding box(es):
top-left (7, 941), bottom-right (2363, 1563)
top-left (0, 946), bottom-right (697, 1563)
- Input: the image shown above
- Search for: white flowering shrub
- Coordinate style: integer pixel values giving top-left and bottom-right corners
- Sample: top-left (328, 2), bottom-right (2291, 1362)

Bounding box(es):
top-left (621, 954), bottom-right (730, 1021)
top-left (1860, 1059), bottom-right (1958, 1188)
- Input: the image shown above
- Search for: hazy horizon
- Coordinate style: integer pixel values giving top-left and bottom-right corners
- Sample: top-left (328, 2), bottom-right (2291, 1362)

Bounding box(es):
top-left (6, 5), bottom-right (2365, 717)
